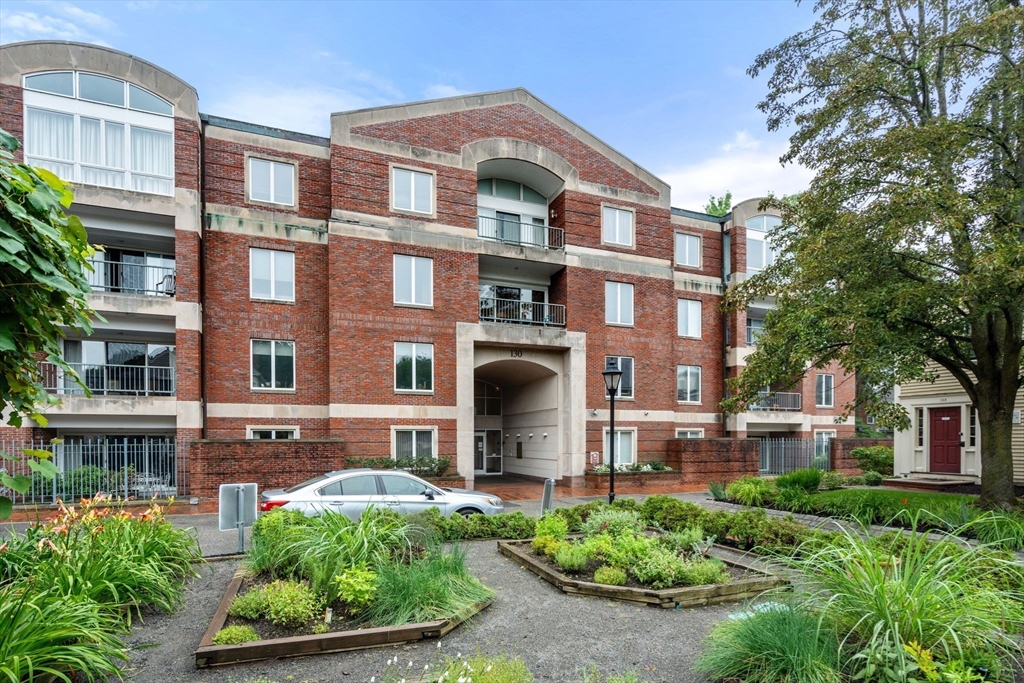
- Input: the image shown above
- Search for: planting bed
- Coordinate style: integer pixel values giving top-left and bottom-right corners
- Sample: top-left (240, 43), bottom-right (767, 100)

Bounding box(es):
top-left (498, 539), bottom-right (786, 608)
top-left (195, 570), bottom-right (490, 667)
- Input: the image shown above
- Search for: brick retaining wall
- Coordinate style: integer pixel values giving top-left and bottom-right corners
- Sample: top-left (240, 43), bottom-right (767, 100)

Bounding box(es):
top-left (830, 438), bottom-right (894, 475)
top-left (666, 438), bottom-right (760, 485)
top-left (190, 439), bottom-right (345, 498)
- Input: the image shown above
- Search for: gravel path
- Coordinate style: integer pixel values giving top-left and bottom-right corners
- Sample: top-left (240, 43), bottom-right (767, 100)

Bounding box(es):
top-left (121, 540), bottom-right (729, 683)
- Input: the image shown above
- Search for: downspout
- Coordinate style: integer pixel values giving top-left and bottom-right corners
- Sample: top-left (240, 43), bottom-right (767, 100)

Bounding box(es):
top-left (199, 115), bottom-right (208, 439)
top-left (721, 215), bottom-right (730, 436)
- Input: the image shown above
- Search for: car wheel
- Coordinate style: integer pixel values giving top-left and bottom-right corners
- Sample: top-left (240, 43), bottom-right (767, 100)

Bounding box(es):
top-left (456, 507), bottom-right (481, 517)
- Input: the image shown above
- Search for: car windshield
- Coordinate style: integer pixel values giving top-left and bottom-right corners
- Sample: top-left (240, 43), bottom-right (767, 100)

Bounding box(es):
top-left (284, 474), bottom-right (332, 493)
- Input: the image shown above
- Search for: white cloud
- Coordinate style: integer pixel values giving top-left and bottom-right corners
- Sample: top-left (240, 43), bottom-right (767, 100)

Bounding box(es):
top-left (423, 84), bottom-right (469, 100)
top-left (205, 85), bottom-right (389, 137)
top-left (0, 2), bottom-right (116, 45)
top-left (719, 130), bottom-right (760, 153)
top-left (660, 132), bottom-right (813, 211)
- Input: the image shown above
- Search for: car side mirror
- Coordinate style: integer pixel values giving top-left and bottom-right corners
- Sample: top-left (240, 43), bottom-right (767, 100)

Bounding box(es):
top-left (423, 490), bottom-right (435, 500)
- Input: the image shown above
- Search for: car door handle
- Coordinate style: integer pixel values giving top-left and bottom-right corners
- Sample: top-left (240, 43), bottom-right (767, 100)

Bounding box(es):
top-left (386, 501), bottom-right (399, 506)
top-left (329, 501), bottom-right (344, 506)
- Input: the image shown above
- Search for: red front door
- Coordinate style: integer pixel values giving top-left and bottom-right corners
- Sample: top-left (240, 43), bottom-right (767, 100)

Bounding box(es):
top-left (929, 407), bottom-right (962, 474)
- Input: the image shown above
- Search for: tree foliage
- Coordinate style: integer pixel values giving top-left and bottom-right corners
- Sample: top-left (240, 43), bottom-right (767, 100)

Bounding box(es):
top-left (726, 0), bottom-right (1023, 508)
top-left (0, 127), bottom-right (97, 516)
top-left (704, 191), bottom-right (733, 216)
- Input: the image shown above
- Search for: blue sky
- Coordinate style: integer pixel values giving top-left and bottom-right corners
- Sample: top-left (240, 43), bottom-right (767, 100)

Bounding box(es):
top-left (0, 0), bottom-right (817, 210)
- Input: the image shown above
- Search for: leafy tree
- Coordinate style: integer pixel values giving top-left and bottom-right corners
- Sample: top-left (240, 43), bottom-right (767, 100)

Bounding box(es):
top-left (0, 127), bottom-right (97, 516)
top-left (703, 191), bottom-right (733, 217)
top-left (726, 1), bottom-right (1023, 509)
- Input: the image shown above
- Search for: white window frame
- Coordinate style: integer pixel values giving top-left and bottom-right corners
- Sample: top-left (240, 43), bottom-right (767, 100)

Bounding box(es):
top-left (816, 374), bottom-right (835, 408)
top-left (814, 429), bottom-right (837, 459)
top-left (390, 426), bottom-right (438, 460)
top-left (604, 356), bottom-right (634, 400)
top-left (677, 365), bottom-right (702, 404)
top-left (23, 96), bottom-right (174, 196)
top-left (250, 339), bottom-right (296, 391)
top-left (246, 426), bottom-right (300, 439)
top-left (602, 427), bottom-right (637, 466)
top-left (675, 428), bottom-right (705, 439)
top-left (391, 164), bottom-right (435, 216)
top-left (249, 248), bottom-right (295, 302)
top-left (247, 156), bottom-right (296, 207)
top-left (394, 342), bottom-right (434, 394)
top-left (393, 254), bottom-right (433, 307)
top-left (605, 281), bottom-right (634, 326)
top-left (601, 205), bottom-right (635, 247)
top-left (677, 299), bottom-right (702, 338)
top-left (674, 232), bottom-right (701, 268)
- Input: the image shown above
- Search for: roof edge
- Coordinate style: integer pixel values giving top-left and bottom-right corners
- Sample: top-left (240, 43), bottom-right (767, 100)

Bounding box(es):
top-left (200, 113), bottom-right (330, 147)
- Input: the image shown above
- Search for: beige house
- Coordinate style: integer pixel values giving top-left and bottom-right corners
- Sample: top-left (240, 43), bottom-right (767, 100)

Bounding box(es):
top-left (894, 363), bottom-right (1024, 483)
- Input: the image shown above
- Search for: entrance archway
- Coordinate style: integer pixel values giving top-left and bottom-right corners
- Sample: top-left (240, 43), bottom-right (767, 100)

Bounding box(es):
top-left (473, 354), bottom-right (560, 480)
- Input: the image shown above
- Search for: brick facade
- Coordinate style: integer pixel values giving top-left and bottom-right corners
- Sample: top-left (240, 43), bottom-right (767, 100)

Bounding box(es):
top-left (0, 40), bottom-right (859, 496)
top-left (831, 437), bottom-right (894, 475)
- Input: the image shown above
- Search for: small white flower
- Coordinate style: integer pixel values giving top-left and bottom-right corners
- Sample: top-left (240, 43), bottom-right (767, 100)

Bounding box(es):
top-left (457, 652), bottom-right (463, 659)
top-left (424, 664), bottom-right (430, 670)
top-left (408, 661), bottom-right (413, 668)
top-left (486, 665), bottom-right (492, 672)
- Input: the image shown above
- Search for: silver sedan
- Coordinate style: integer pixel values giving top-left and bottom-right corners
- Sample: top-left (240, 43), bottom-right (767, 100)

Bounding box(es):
top-left (259, 468), bottom-right (505, 519)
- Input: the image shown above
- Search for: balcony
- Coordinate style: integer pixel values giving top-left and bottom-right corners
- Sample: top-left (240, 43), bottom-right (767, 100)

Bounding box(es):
top-left (479, 297), bottom-right (566, 327)
top-left (86, 258), bottom-right (176, 297)
top-left (749, 391), bottom-right (802, 411)
top-left (477, 216), bottom-right (564, 250)
top-left (41, 362), bottom-right (176, 397)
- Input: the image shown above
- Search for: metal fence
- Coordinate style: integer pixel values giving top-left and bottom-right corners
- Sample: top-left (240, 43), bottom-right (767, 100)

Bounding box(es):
top-left (479, 297), bottom-right (566, 326)
top-left (0, 437), bottom-right (190, 505)
top-left (759, 438), bottom-right (831, 475)
top-left (749, 391), bottom-right (802, 411)
top-left (477, 216), bottom-right (565, 250)
top-left (86, 258), bottom-right (176, 296)
top-left (40, 362), bottom-right (176, 396)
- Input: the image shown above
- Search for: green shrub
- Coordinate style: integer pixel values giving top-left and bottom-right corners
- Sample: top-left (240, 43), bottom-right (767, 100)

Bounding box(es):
top-left (262, 580), bottom-right (321, 628)
top-left (333, 565), bottom-right (377, 612)
top-left (363, 544), bottom-right (493, 626)
top-left (552, 505), bottom-right (585, 532)
top-left (695, 603), bottom-right (843, 683)
top-left (494, 511), bottom-right (537, 539)
top-left (610, 497), bottom-right (640, 511)
top-left (675, 558), bottom-right (729, 586)
top-left (726, 476), bottom-right (775, 507)
top-left (725, 508), bottom-right (770, 549)
top-left (630, 547), bottom-right (687, 588)
top-left (579, 533), bottom-right (615, 560)
top-left (775, 486), bottom-right (813, 513)
top-left (345, 455), bottom-right (452, 478)
top-left (660, 526), bottom-right (708, 555)
top-left (604, 533), bottom-right (655, 569)
top-left (819, 470), bottom-right (846, 490)
top-left (849, 445), bottom-right (894, 476)
top-left (639, 494), bottom-right (677, 523)
top-left (580, 508), bottom-right (645, 538)
top-left (708, 480), bottom-right (729, 501)
top-left (432, 654), bottom-right (534, 683)
top-left (787, 526), bottom-right (1024, 670)
top-left (228, 586), bottom-right (267, 620)
top-left (648, 461), bottom-right (668, 471)
top-left (554, 544), bottom-right (589, 572)
top-left (653, 500), bottom-right (710, 532)
top-left (212, 624), bottom-right (259, 645)
top-left (861, 470), bottom-right (884, 486)
top-left (0, 584), bottom-right (128, 683)
top-left (248, 508), bottom-right (312, 578)
top-left (287, 509), bottom-right (409, 603)
top-left (593, 565), bottom-right (627, 586)
top-left (531, 535), bottom-right (565, 557)
top-left (534, 513), bottom-right (569, 540)
top-left (776, 468), bottom-right (823, 494)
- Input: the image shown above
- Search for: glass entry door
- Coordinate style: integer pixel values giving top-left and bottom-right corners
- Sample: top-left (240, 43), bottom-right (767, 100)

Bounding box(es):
top-left (474, 430), bottom-right (503, 475)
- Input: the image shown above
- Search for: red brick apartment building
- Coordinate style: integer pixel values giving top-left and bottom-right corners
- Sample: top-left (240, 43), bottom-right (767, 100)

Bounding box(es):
top-left (0, 41), bottom-right (854, 496)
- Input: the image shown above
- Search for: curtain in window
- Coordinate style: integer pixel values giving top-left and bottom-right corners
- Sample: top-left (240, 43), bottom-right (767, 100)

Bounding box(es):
top-left (396, 431), bottom-right (414, 458)
top-left (81, 118), bottom-right (102, 165)
top-left (106, 122), bottom-right (125, 168)
top-left (26, 108), bottom-right (74, 160)
top-left (130, 127), bottom-right (172, 194)
top-left (415, 430), bottom-right (433, 458)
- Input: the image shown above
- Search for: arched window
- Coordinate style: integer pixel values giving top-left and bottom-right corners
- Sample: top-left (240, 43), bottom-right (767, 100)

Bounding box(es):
top-left (477, 178), bottom-right (551, 248)
top-left (745, 215), bottom-right (781, 272)
top-left (22, 71), bottom-right (174, 195)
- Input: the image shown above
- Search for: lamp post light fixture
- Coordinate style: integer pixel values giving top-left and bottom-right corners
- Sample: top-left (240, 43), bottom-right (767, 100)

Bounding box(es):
top-left (602, 358), bottom-right (623, 505)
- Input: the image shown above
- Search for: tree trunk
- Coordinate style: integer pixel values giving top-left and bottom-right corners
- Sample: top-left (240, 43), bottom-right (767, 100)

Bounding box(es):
top-left (976, 399), bottom-right (1018, 511)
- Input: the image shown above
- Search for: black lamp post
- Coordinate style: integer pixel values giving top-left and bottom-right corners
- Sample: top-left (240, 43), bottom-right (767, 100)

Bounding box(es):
top-left (602, 358), bottom-right (623, 505)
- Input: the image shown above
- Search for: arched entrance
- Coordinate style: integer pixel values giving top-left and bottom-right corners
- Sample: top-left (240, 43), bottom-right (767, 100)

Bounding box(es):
top-left (473, 356), bottom-right (560, 479)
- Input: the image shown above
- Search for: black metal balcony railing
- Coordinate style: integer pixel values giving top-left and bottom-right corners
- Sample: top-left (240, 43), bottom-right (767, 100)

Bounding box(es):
top-left (749, 391), bottom-right (802, 411)
top-left (477, 216), bottom-right (564, 250)
top-left (41, 362), bottom-right (176, 397)
top-left (86, 258), bottom-right (176, 296)
top-left (479, 297), bottom-right (566, 326)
